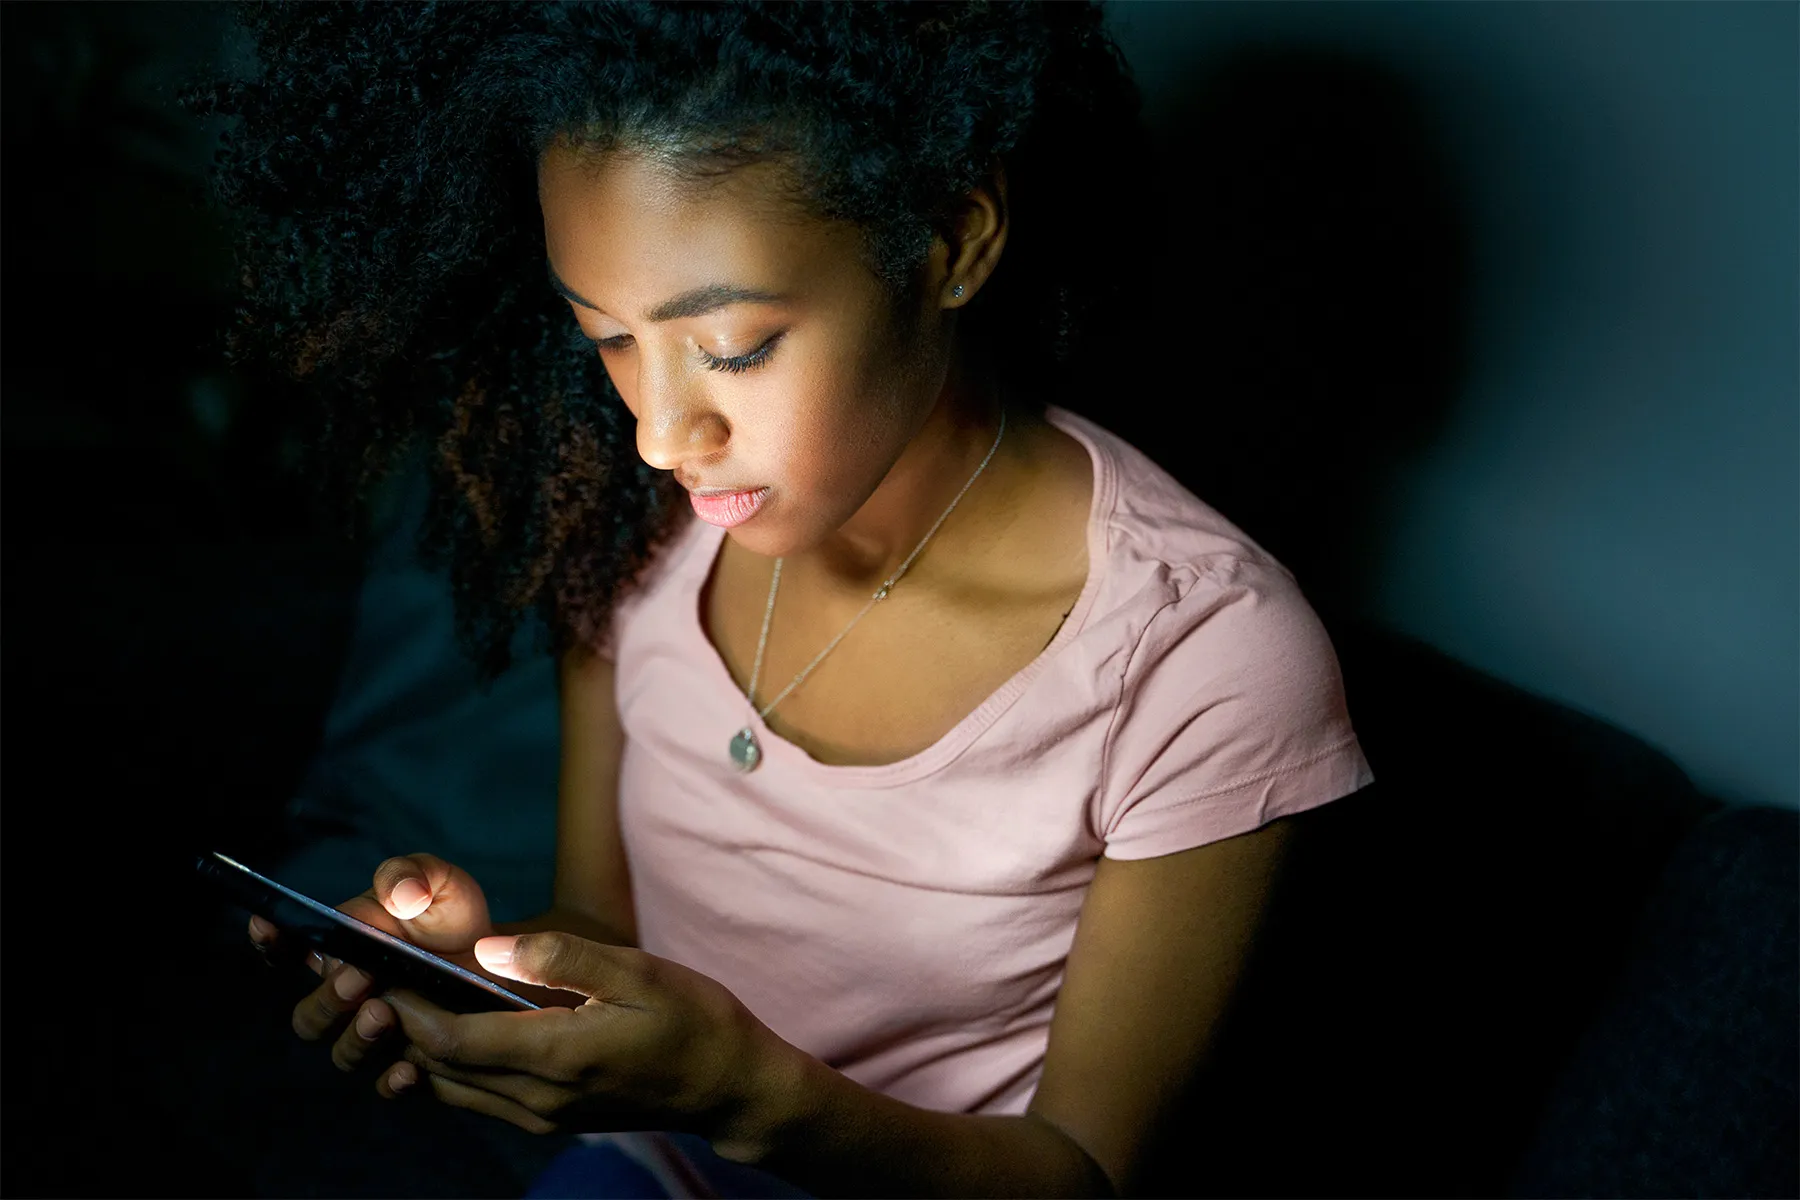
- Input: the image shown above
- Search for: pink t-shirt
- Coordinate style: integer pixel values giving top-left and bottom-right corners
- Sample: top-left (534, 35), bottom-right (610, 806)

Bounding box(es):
top-left (605, 406), bottom-right (1373, 1117)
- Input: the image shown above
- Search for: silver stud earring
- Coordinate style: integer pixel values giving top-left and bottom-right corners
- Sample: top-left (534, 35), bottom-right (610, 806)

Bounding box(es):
top-left (952, 284), bottom-right (965, 298)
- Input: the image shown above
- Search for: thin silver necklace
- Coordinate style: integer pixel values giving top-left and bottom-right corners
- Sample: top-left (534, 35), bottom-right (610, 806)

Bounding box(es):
top-left (727, 409), bottom-right (1007, 771)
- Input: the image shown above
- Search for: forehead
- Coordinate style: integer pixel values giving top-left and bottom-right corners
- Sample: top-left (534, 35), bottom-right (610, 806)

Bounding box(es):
top-left (538, 144), bottom-right (863, 309)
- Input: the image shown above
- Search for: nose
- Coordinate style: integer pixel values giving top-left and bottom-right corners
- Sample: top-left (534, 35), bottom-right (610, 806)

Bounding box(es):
top-left (622, 361), bottom-right (729, 474)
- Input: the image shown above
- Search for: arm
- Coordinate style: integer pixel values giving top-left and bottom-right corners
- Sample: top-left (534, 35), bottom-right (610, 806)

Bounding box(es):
top-left (717, 817), bottom-right (1298, 1197)
top-left (378, 805), bottom-right (1298, 1193)
top-left (496, 645), bottom-right (638, 950)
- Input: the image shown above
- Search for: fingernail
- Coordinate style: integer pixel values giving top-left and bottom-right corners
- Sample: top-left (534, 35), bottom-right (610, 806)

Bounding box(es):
top-left (355, 1007), bottom-right (387, 1039)
top-left (249, 916), bottom-right (274, 943)
top-left (389, 1065), bottom-right (414, 1093)
top-left (391, 878), bottom-right (430, 914)
top-left (333, 965), bottom-right (369, 1001)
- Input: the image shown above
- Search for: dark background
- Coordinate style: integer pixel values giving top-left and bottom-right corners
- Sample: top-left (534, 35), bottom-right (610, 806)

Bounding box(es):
top-left (3, 3), bottom-right (1793, 1197)
top-left (4, 6), bottom-right (365, 1194)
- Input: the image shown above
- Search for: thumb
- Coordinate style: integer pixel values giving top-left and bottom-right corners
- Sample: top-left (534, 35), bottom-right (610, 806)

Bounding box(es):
top-left (474, 932), bottom-right (634, 1002)
top-left (373, 855), bottom-right (444, 920)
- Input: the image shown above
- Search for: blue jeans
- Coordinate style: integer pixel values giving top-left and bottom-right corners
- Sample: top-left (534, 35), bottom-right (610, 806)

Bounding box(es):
top-left (526, 1131), bottom-right (812, 1199)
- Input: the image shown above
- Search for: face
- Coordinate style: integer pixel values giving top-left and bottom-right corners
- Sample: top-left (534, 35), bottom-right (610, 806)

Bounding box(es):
top-left (538, 142), bottom-right (953, 557)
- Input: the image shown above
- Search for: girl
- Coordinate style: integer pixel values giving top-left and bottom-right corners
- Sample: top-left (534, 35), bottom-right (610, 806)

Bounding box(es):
top-left (219, 3), bottom-right (1374, 1195)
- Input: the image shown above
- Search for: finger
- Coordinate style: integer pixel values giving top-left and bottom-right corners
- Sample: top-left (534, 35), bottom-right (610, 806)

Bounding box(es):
top-left (371, 854), bottom-right (462, 921)
top-left (336, 893), bottom-right (408, 938)
top-left (403, 1041), bottom-right (564, 1111)
top-left (374, 986), bottom-right (456, 1053)
top-left (477, 931), bottom-right (642, 1005)
top-left (291, 960), bottom-right (376, 1042)
top-left (383, 1061), bottom-right (558, 1135)
top-left (330, 996), bottom-right (399, 1073)
top-left (308, 952), bottom-right (346, 980)
top-left (382, 988), bottom-right (581, 1075)
top-left (378, 1058), bottom-right (420, 1100)
top-left (248, 917), bottom-right (306, 971)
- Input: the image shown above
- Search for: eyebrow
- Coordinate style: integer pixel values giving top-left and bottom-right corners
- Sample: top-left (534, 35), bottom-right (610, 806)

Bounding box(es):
top-left (547, 263), bottom-right (786, 322)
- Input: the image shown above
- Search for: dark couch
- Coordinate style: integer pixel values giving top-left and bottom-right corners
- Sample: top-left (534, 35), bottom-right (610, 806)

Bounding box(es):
top-left (1139, 617), bottom-right (1799, 1199)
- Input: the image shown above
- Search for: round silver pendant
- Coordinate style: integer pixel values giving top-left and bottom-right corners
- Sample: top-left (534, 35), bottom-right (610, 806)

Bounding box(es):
top-left (728, 726), bottom-right (762, 772)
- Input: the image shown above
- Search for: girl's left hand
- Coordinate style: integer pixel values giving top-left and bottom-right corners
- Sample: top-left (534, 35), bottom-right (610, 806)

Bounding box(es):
top-left (374, 932), bottom-right (775, 1138)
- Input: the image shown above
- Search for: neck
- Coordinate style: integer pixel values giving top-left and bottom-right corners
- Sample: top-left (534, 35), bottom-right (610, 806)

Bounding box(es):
top-left (794, 366), bottom-right (1012, 593)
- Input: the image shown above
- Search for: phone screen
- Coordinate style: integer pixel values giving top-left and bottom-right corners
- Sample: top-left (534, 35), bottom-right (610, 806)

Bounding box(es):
top-left (196, 851), bottom-right (540, 1012)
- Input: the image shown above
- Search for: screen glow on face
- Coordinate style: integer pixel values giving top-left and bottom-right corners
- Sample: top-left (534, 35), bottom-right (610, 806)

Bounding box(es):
top-left (538, 144), bottom-right (948, 560)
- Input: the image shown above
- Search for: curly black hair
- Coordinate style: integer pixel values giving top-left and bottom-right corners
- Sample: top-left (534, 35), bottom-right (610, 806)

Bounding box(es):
top-left (192, 0), bottom-right (1145, 677)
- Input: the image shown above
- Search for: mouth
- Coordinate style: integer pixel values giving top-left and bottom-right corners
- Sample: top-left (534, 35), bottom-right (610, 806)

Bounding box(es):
top-left (687, 485), bottom-right (770, 529)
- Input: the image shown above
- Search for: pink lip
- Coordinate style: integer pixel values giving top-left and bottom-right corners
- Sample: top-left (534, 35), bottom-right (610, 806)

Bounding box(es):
top-left (688, 487), bottom-right (769, 528)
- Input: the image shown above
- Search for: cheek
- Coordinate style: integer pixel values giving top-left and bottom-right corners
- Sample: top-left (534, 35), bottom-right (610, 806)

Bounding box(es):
top-left (765, 341), bottom-right (915, 486)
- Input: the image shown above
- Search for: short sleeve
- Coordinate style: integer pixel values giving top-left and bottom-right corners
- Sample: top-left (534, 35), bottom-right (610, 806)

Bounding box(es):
top-left (1096, 557), bottom-right (1374, 861)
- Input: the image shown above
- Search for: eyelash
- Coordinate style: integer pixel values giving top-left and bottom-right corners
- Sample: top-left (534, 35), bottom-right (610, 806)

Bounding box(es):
top-left (583, 331), bottom-right (784, 375)
top-left (703, 333), bottom-right (784, 374)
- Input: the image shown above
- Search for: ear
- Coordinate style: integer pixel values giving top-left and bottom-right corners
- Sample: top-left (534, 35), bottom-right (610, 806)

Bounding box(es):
top-left (934, 161), bottom-right (1010, 309)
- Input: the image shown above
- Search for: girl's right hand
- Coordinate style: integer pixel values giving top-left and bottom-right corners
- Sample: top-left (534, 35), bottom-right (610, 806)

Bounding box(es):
top-left (246, 854), bottom-right (495, 1073)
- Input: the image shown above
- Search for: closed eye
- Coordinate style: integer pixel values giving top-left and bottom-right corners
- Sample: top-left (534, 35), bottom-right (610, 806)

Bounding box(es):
top-left (576, 330), bottom-right (784, 375)
top-left (699, 332), bottom-right (784, 374)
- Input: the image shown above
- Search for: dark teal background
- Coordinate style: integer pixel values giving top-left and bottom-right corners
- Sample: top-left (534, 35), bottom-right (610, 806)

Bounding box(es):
top-left (1106, 0), bottom-right (1798, 810)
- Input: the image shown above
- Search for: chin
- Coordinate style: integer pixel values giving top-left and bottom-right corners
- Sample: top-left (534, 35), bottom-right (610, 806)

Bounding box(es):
top-left (722, 518), bottom-right (794, 559)
top-left (723, 503), bottom-right (840, 559)
top-left (723, 525), bottom-right (771, 553)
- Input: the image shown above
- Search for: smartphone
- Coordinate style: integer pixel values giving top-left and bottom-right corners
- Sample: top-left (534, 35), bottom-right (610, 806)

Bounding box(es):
top-left (196, 851), bottom-right (539, 1012)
